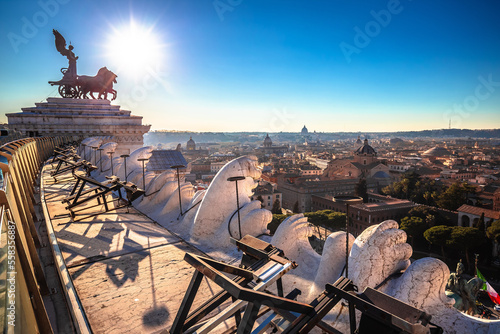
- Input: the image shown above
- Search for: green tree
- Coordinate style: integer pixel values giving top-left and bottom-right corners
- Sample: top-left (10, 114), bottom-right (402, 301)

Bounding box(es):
top-left (267, 214), bottom-right (288, 234)
top-left (382, 171), bottom-right (421, 200)
top-left (435, 183), bottom-right (460, 210)
top-left (412, 180), bottom-right (438, 205)
top-left (407, 206), bottom-right (437, 220)
top-left (271, 199), bottom-right (282, 214)
top-left (304, 210), bottom-right (347, 241)
top-left (462, 182), bottom-right (477, 203)
top-left (402, 171), bottom-right (420, 199)
top-left (475, 212), bottom-right (485, 231)
top-left (436, 182), bottom-right (475, 211)
top-left (405, 205), bottom-right (451, 226)
top-left (446, 226), bottom-right (485, 270)
top-left (326, 211), bottom-right (347, 231)
top-left (424, 225), bottom-right (452, 258)
top-left (305, 211), bottom-right (329, 241)
top-left (425, 214), bottom-right (437, 228)
top-left (423, 191), bottom-right (432, 205)
top-left (400, 216), bottom-right (426, 247)
top-left (304, 211), bottom-right (329, 226)
top-left (293, 201), bottom-right (300, 213)
top-left (486, 220), bottom-right (500, 243)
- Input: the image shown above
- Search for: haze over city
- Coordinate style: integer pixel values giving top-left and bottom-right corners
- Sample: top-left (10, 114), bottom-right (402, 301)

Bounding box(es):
top-left (1, 0), bottom-right (500, 132)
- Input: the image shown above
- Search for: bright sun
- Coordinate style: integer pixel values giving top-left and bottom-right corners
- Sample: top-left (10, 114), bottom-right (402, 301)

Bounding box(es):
top-left (105, 21), bottom-right (164, 77)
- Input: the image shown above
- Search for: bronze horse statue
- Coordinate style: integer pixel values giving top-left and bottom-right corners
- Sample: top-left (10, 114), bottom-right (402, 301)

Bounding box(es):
top-left (77, 67), bottom-right (117, 100)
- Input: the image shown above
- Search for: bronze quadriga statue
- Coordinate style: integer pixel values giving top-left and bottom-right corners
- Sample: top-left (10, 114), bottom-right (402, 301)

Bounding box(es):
top-left (48, 29), bottom-right (117, 100)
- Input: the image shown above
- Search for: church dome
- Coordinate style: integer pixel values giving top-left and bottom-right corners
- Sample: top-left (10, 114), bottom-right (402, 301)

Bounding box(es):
top-left (301, 125), bottom-right (308, 135)
top-left (356, 135), bottom-right (362, 145)
top-left (373, 171), bottom-right (390, 178)
top-left (187, 136), bottom-right (196, 150)
top-left (263, 134), bottom-right (273, 148)
top-left (422, 146), bottom-right (450, 157)
top-left (355, 138), bottom-right (376, 155)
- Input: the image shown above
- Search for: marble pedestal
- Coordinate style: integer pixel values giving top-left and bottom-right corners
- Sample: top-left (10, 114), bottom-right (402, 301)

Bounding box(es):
top-left (7, 98), bottom-right (150, 155)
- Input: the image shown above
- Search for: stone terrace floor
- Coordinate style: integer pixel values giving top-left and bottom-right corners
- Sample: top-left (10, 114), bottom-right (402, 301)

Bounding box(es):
top-left (41, 163), bottom-right (224, 334)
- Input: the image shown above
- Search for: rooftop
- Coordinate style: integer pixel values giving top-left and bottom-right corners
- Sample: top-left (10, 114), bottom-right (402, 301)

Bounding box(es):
top-left (147, 149), bottom-right (187, 171)
top-left (457, 204), bottom-right (500, 219)
top-left (40, 164), bottom-right (221, 332)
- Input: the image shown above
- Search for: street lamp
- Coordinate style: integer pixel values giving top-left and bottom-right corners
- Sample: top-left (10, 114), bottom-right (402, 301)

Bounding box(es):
top-left (227, 176), bottom-right (246, 240)
top-left (120, 154), bottom-right (130, 182)
top-left (171, 164), bottom-right (186, 216)
top-left (138, 158), bottom-right (149, 191)
top-left (97, 148), bottom-right (104, 172)
top-left (107, 151), bottom-right (114, 176)
top-left (332, 195), bottom-right (363, 279)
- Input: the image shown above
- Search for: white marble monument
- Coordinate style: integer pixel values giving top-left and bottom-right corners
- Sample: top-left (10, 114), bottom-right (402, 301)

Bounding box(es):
top-left (7, 97), bottom-right (150, 156)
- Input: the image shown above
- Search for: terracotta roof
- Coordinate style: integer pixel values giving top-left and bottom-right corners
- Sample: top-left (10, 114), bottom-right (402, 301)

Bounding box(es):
top-left (457, 204), bottom-right (500, 220)
top-left (351, 162), bottom-right (382, 170)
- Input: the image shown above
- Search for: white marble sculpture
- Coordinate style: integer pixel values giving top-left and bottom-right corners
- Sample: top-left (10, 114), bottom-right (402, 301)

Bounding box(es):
top-left (113, 146), bottom-right (153, 183)
top-left (151, 155), bottom-right (269, 253)
top-left (89, 141), bottom-right (117, 180)
top-left (158, 182), bottom-right (196, 218)
top-left (175, 189), bottom-right (206, 232)
top-left (188, 156), bottom-right (270, 249)
top-left (271, 217), bottom-right (500, 333)
top-left (135, 170), bottom-right (176, 212)
top-left (79, 137), bottom-right (103, 163)
top-left (270, 214), bottom-right (321, 281)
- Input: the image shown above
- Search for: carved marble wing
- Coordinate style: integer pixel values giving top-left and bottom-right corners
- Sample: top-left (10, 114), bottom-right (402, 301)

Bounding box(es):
top-left (53, 29), bottom-right (70, 57)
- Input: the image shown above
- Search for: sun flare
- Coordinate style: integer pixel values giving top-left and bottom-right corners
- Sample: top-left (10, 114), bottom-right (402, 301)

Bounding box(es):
top-left (105, 21), bottom-right (164, 77)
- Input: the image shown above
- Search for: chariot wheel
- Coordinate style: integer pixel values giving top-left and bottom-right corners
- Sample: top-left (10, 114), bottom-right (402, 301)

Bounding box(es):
top-left (58, 84), bottom-right (79, 98)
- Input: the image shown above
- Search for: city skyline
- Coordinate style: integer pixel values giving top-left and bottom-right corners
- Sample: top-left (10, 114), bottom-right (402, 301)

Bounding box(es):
top-left (1, 0), bottom-right (500, 132)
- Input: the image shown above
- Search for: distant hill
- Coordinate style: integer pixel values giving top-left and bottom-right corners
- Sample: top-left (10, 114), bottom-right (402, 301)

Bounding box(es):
top-left (145, 128), bottom-right (500, 145)
top-left (389, 128), bottom-right (500, 138)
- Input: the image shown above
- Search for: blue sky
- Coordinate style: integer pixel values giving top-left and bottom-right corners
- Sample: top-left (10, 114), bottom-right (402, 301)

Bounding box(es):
top-left (1, 0), bottom-right (499, 132)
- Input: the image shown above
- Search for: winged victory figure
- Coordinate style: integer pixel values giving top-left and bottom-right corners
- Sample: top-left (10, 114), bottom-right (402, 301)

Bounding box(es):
top-left (53, 29), bottom-right (78, 80)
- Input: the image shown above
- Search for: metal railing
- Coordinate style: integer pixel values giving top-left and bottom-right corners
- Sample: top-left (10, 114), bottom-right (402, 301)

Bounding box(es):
top-left (0, 136), bottom-right (74, 333)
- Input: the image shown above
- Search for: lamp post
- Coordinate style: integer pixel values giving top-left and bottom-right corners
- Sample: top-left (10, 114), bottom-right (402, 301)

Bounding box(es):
top-left (332, 195), bottom-right (363, 279)
top-left (120, 154), bottom-right (130, 182)
top-left (227, 176), bottom-right (246, 240)
top-left (97, 148), bottom-right (104, 172)
top-left (138, 158), bottom-right (149, 191)
top-left (107, 152), bottom-right (114, 176)
top-left (171, 164), bottom-right (186, 216)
